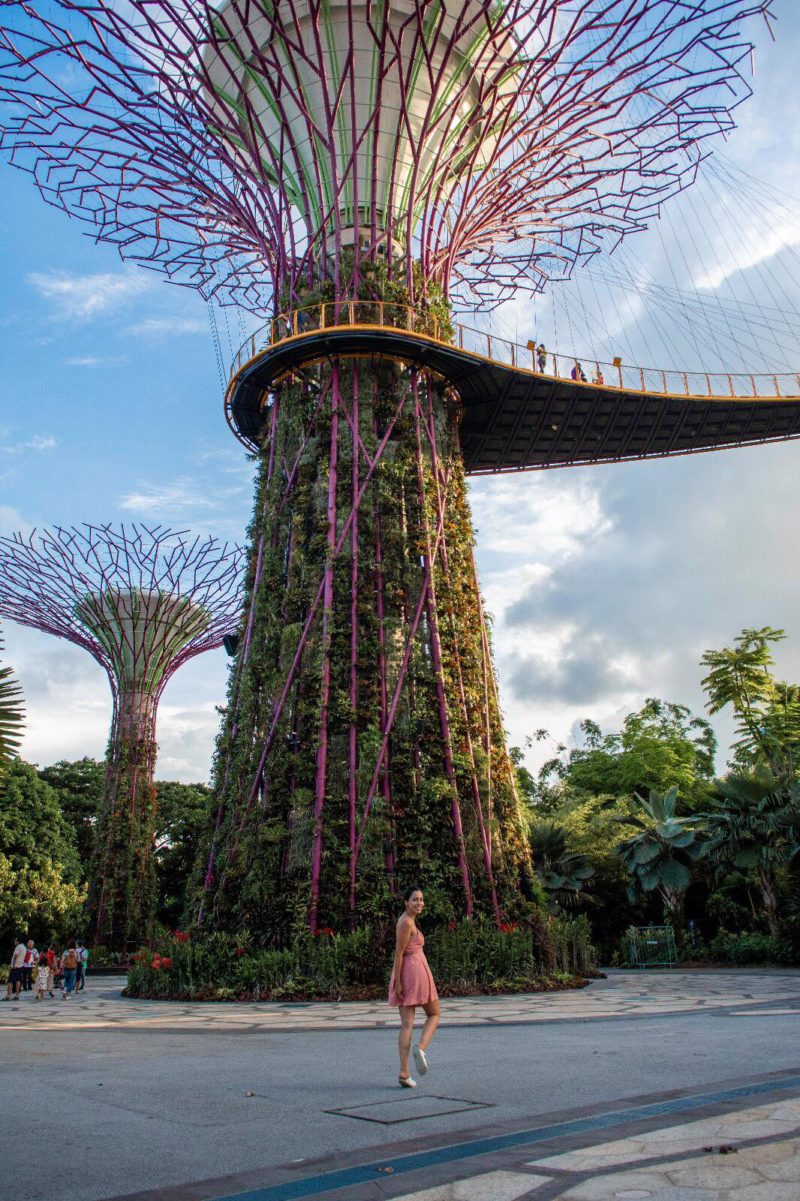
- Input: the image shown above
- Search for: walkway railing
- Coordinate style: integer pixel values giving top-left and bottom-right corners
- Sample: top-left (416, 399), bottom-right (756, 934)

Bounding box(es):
top-left (229, 302), bottom-right (800, 402)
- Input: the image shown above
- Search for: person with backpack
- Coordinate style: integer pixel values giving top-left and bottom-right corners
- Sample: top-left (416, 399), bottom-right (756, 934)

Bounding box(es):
top-left (60, 943), bottom-right (79, 998)
top-left (77, 943), bottom-right (89, 991)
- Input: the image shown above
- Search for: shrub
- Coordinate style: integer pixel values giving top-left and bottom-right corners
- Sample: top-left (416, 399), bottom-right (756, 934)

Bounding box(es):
top-left (126, 914), bottom-right (596, 1000)
top-left (709, 931), bottom-right (796, 966)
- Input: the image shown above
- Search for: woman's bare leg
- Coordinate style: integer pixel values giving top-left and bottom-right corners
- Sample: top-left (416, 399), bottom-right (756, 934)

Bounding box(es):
top-left (418, 999), bottom-right (440, 1052)
top-left (398, 1005), bottom-right (416, 1076)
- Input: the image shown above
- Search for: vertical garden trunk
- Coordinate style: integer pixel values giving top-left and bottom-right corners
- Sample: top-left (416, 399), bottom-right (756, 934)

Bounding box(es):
top-left (90, 690), bottom-right (159, 950)
top-left (200, 353), bottom-right (535, 941)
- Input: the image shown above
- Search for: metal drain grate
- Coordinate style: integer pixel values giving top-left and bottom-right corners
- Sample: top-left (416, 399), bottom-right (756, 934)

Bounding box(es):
top-left (326, 1094), bottom-right (493, 1124)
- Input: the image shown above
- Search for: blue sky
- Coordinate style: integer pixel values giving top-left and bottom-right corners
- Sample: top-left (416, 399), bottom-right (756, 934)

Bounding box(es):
top-left (1, 2), bottom-right (800, 784)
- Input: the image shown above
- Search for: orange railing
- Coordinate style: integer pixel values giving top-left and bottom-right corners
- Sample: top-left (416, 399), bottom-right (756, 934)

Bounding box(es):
top-left (229, 302), bottom-right (800, 402)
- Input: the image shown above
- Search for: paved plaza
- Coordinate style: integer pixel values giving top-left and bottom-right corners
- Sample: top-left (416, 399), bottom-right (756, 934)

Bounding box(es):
top-left (3, 969), bottom-right (800, 1201)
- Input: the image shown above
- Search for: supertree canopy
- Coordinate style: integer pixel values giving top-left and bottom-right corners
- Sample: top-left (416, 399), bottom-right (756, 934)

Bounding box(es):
top-left (0, 525), bottom-right (244, 948)
top-left (0, 0), bottom-right (769, 310)
top-left (0, 1), bottom-right (773, 941)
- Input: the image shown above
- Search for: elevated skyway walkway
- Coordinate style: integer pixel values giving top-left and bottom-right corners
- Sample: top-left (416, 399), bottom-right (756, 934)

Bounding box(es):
top-left (225, 303), bottom-right (800, 473)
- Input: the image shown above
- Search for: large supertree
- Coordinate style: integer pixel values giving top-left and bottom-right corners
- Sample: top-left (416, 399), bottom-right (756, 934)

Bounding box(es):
top-left (0, 525), bottom-right (244, 948)
top-left (0, 1), bottom-right (776, 938)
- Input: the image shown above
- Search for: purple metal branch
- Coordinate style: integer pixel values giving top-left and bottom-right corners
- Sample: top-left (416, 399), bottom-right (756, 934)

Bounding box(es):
top-left (348, 365), bottom-right (359, 921)
top-left (411, 376), bottom-right (473, 915)
top-left (0, 0), bottom-right (768, 313)
top-left (424, 391), bottom-right (501, 921)
top-left (309, 361), bottom-right (340, 933)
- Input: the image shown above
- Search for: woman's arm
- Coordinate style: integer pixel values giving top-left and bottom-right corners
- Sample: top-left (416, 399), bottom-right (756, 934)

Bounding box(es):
top-left (392, 919), bottom-right (413, 1003)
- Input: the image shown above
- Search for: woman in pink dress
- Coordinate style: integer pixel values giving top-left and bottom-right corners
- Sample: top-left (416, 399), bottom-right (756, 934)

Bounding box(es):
top-left (388, 886), bottom-right (440, 1087)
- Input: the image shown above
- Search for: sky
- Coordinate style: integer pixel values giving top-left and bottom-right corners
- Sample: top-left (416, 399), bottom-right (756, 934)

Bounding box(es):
top-left (1, 1), bottom-right (799, 786)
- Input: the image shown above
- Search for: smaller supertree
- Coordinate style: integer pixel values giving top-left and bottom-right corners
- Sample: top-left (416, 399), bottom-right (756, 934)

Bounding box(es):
top-left (0, 524), bottom-right (244, 949)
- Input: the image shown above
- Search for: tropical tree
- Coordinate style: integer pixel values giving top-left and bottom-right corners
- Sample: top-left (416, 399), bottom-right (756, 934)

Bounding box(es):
top-left (537, 699), bottom-right (716, 811)
top-left (529, 820), bottom-right (595, 911)
top-left (612, 787), bottom-right (705, 923)
top-left (701, 627), bottom-right (800, 782)
top-left (39, 757), bottom-right (105, 874)
top-left (0, 630), bottom-right (24, 778)
top-left (0, 760), bottom-right (85, 944)
top-left (700, 770), bottom-right (799, 937)
top-left (153, 780), bottom-right (211, 927)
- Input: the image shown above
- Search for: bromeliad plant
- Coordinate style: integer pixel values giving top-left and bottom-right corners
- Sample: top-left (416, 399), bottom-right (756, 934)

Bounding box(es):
top-left (611, 786), bottom-right (705, 923)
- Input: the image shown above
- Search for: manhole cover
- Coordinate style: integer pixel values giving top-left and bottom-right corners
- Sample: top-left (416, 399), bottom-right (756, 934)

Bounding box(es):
top-left (326, 1094), bottom-right (493, 1124)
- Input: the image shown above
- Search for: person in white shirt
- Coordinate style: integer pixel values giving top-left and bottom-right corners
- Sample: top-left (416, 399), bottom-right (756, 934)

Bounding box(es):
top-left (3, 937), bottom-right (28, 1000)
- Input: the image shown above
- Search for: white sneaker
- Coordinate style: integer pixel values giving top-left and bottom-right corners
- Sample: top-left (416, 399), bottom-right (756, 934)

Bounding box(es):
top-left (399, 1075), bottom-right (417, 1088)
top-left (412, 1045), bottom-right (428, 1076)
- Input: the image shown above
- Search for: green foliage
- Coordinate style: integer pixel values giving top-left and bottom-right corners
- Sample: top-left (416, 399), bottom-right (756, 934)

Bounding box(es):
top-left (701, 627), bottom-right (800, 780)
top-left (539, 700), bottom-right (716, 810)
top-left (528, 820), bottom-right (595, 912)
top-left (39, 757), bottom-right (104, 872)
top-left (612, 787), bottom-right (705, 920)
top-left (153, 780), bottom-right (211, 928)
top-left (125, 915), bottom-right (593, 1000)
top-left (709, 930), bottom-right (796, 966)
top-left (699, 771), bottom-right (799, 935)
top-left (0, 759), bottom-right (85, 945)
top-left (0, 630), bottom-right (24, 777)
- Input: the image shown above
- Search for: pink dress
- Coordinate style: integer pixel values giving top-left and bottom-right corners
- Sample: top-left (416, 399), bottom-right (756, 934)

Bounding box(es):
top-left (388, 926), bottom-right (439, 1007)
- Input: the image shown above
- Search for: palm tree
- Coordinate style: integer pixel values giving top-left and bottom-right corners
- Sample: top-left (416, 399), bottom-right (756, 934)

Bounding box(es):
top-left (700, 770), bottom-right (799, 937)
top-left (0, 629), bottom-right (24, 778)
top-left (612, 787), bottom-right (704, 923)
top-left (529, 820), bottom-right (595, 912)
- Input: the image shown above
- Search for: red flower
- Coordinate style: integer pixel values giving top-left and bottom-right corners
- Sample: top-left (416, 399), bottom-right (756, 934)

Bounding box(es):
top-left (160, 957), bottom-right (172, 969)
top-left (235, 946), bottom-right (247, 956)
top-left (173, 930), bottom-right (190, 943)
top-left (313, 927), bottom-right (335, 937)
top-left (498, 922), bottom-right (518, 934)
top-left (151, 956), bottom-right (162, 969)
top-left (448, 920), bottom-right (457, 930)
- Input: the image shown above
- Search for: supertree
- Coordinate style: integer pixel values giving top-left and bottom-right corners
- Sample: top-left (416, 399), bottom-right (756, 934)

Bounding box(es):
top-left (0, 1), bottom-right (781, 938)
top-left (0, 525), bottom-right (244, 949)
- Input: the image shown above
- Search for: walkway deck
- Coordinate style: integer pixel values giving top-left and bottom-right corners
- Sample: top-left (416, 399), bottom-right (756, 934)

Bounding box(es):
top-left (225, 307), bottom-right (800, 473)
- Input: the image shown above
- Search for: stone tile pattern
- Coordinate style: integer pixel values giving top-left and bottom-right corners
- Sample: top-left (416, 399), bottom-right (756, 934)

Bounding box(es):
top-left (2, 970), bottom-right (799, 1036)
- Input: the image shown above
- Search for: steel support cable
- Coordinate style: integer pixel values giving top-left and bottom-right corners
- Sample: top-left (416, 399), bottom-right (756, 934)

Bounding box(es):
top-left (698, 171), bottom-right (788, 369)
top-left (601, 254), bottom-right (777, 366)
top-left (587, 258), bottom-right (800, 338)
top-left (697, 169), bottom-right (799, 369)
top-left (706, 157), bottom-right (800, 296)
top-left (661, 200), bottom-right (729, 368)
top-left (678, 185), bottom-right (759, 372)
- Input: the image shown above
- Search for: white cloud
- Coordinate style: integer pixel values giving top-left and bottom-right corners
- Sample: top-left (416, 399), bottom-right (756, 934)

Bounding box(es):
top-left (0, 434), bottom-right (57, 456)
top-left (119, 478), bottom-right (222, 517)
top-left (694, 210), bottom-right (800, 291)
top-left (64, 355), bottom-right (127, 368)
top-left (25, 435), bottom-right (57, 451)
top-left (126, 316), bottom-right (207, 337)
top-left (27, 269), bottom-right (150, 320)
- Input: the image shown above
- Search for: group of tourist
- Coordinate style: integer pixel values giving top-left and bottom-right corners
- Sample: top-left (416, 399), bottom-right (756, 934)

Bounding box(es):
top-left (534, 344), bottom-right (606, 386)
top-left (4, 937), bottom-right (89, 1001)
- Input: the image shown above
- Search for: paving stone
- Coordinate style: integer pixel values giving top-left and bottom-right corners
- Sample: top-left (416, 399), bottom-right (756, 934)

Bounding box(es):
top-left (548, 1169), bottom-right (674, 1199)
top-left (391, 1169), bottom-right (548, 1200)
top-left (726, 1185), bottom-right (800, 1201)
top-left (666, 1163), bottom-right (764, 1189)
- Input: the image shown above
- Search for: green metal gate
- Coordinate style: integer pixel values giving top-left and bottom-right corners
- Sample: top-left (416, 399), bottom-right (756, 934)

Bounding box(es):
top-left (626, 926), bottom-right (677, 968)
